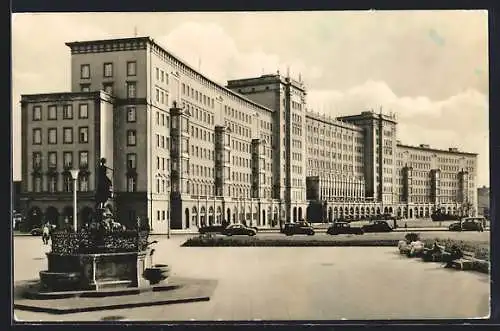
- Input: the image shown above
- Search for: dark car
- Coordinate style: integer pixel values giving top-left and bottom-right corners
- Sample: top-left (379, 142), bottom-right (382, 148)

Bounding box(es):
top-left (222, 224), bottom-right (257, 236)
top-left (199, 225), bottom-right (226, 234)
top-left (282, 222), bottom-right (315, 236)
top-left (361, 220), bottom-right (393, 233)
top-left (449, 217), bottom-right (484, 232)
top-left (327, 222), bottom-right (364, 235)
top-left (30, 227), bottom-right (42, 236)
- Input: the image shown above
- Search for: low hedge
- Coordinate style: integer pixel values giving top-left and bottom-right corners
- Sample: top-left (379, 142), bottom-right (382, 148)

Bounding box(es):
top-left (182, 236), bottom-right (400, 247)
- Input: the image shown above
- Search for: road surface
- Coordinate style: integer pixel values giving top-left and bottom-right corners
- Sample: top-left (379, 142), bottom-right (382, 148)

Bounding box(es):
top-left (13, 235), bottom-right (490, 321)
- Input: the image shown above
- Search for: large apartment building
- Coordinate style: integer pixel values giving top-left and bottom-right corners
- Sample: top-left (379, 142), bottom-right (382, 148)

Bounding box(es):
top-left (19, 36), bottom-right (479, 233)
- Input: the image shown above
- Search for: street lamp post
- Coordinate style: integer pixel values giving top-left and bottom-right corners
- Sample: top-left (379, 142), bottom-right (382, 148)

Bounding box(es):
top-left (70, 169), bottom-right (80, 232)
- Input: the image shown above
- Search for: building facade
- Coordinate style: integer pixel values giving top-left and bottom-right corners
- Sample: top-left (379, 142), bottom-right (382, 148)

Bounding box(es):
top-left (477, 186), bottom-right (490, 217)
top-left (19, 37), bottom-right (479, 233)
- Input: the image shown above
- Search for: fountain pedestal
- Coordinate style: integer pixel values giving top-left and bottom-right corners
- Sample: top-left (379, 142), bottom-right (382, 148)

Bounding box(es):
top-left (41, 251), bottom-right (148, 291)
top-left (38, 229), bottom-right (152, 292)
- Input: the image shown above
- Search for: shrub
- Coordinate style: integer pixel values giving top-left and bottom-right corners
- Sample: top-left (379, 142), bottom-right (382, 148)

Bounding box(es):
top-left (182, 236), bottom-right (400, 247)
top-left (404, 232), bottom-right (420, 243)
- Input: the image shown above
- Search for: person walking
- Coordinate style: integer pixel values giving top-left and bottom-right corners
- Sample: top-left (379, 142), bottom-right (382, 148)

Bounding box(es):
top-left (42, 222), bottom-right (50, 245)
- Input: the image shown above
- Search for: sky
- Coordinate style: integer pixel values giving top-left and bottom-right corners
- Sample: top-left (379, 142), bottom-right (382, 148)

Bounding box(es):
top-left (11, 11), bottom-right (489, 186)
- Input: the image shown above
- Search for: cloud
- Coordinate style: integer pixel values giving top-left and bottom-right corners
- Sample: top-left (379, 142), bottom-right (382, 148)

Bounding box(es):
top-left (158, 21), bottom-right (323, 86)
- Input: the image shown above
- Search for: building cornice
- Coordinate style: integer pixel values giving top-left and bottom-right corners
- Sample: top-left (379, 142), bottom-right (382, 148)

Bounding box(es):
top-left (20, 91), bottom-right (114, 104)
top-left (65, 36), bottom-right (276, 115)
top-left (396, 143), bottom-right (478, 156)
top-left (305, 111), bottom-right (363, 132)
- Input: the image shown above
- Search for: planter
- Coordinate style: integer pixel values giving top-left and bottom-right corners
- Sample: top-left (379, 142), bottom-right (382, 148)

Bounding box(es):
top-left (143, 264), bottom-right (170, 285)
top-left (39, 271), bottom-right (81, 291)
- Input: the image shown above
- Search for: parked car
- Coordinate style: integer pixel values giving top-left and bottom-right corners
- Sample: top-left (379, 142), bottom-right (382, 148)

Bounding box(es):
top-left (199, 225), bottom-right (226, 234)
top-left (361, 220), bottom-right (393, 233)
top-left (449, 217), bottom-right (484, 231)
top-left (282, 221), bottom-right (315, 236)
top-left (222, 224), bottom-right (257, 236)
top-left (30, 227), bottom-right (43, 236)
top-left (327, 222), bottom-right (364, 235)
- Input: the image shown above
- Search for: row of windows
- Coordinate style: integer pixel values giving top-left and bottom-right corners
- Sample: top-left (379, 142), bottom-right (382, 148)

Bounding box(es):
top-left (155, 88), bottom-right (169, 106)
top-left (183, 102), bottom-right (215, 126)
top-left (260, 120), bottom-right (272, 131)
top-left (155, 67), bottom-right (169, 85)
top-left (224, 105), bottom-right (252, 124)
top-left (155, 178), bottom-right (170, 194)
top-left (155, 134), bottom-right (170, 150)
top-left (307, 162), bottom-right (355, 173)
top-left (182, 83), bottom-right (215, 109)
top-left (32, 127), bottom-right (89, 145)
top-left (155, 110), bottom-right (170, 127)
top-left (32, 104), bottom-right (88, 121)
top-left (225, 120), bottom-right (251, 139)
top-left (32, 151), bottom-right (88, 169)
top-left (291, 101), bottom-right (303, 112)
top-left (307, 125), bottom-right (356, 140)
top-left (31, 174), bottom-right (90, 193)
top-left (80, 61), bottom-right (137, 79)
top-left (80, 81), bottom-right (137, 98)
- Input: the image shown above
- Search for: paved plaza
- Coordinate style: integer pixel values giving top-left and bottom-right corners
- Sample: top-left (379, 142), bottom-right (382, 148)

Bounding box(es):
top-left (13, 234), bottom-right (490, 321)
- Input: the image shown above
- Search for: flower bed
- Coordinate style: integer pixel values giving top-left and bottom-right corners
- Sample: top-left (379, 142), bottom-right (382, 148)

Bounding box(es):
top-left (51, 229), bottom-right (149, 255)
top-left (182, 236), bottom-right (399, 247)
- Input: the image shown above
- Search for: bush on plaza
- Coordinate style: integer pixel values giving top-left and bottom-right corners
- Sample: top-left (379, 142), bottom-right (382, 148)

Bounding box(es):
top-left (404, 232), bottom-right (421, 243)
top-left (182, 236), bottom-right (399, 247)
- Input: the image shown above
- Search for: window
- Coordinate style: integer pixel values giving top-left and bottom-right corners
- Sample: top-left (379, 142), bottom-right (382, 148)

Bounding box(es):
top-left (80, 64), bottom-right (90, 79)
top-left (127, 176), bottom-right (137, 192)
top-left (63, 175), bottom-right (72, 192)
top-left (79, 127), bottom-right (89, 143)
top-left (32, 152), bottom-right (42, 169)
top-left (48, 128), bottom-right (57, 144)
top-left (160, 70), bottom-right (164, 83)
top-left (81, 84), bottom-right (91, 92)
top-left (127, 61), bottom-right (137, 76)
top-left (63, 105), bottom-right (73, 119)
top-left (48, 152), bottom-right (57, 168)
top-left (103, 63), bottom-right (113, 77)
top-left (48, 105), bottom-right (57, 120)
top-left (63, 152), bottom-right (73, 168)
top-left (79, 104), bottom-right (88, 119)
top-left (127, 107), bottom-right (136, 122)
top-left (32, 106), bottom-right (41, 121)
top-left (127, 153), bottom-right (137, 169)
top-left (155, 68), bottom-right (159, 80)
top-left (103, 83), bottom-right (113, 95)
top-left (79, 175), bottom-right (89, 192)
top-left (127, 82), bottom-right (137, 98)
top-left (79, 151), bottom-right (88, 168)
top-left (33, 128), bottom-right (42, 144)
top-left (127, 130), bottom-right (137, 146)
top-left (63, 127), bottom-right (73, 144)
top-left (33, 176), bottom-right (42, 192)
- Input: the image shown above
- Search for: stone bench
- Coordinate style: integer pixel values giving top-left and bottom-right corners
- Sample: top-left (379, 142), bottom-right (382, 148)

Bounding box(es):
top-left (449, 251), bottom-right (476, 271)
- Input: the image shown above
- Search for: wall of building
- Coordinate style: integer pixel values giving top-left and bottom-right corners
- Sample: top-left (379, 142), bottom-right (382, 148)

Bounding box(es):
top-left (477, 186), bottom-right (490, 217)
top-left (18, 36), bottom-right (481, 233)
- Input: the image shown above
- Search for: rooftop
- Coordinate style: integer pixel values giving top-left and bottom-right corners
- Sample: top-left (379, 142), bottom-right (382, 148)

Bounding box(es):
top-left (65, 36), bottom-right (275, 114)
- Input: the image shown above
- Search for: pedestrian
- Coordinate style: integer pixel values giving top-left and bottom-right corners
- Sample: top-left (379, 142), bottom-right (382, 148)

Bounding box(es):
top-left (404, 222), bottom-right (407, 230)
top-left (42, 222), bottom-right (50, 245)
